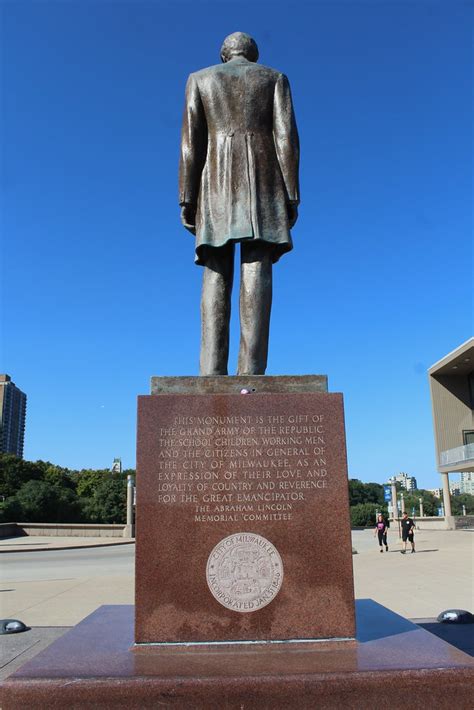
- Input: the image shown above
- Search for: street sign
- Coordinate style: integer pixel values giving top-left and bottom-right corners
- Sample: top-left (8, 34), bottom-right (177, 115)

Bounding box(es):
top-left (383, 485), bottom-right (391, 502)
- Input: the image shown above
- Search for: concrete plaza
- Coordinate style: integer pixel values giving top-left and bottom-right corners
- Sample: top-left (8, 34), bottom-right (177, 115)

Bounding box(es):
top-left (1, 529), bottom-right (472, 625)
top-left (352, 527), bottom-right (473, 619)
top-left (1, 529), bottom-right (472, 680)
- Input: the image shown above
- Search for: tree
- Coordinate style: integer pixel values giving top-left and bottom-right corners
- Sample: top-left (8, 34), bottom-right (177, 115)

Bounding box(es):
top-left (364, 482), bottom-right (385, 505)
top-left (401, 489), bottom-right (438, 517)
top-left (81, 474), bottom-right (127, 524)
top-left (0, 454), bottom-right (44, 498)
top-left (0, 455), bottom-right (133, 524)
top-left (350, 503), bottom-right (384, 527)
top-left (420, 490), bottom-right (439, 516)
top-left (41, 463), bottom-right (76, 491)
top-left (14, 480), bottom-right (82, 523)
top-left (75, 469), bottom-right (110, 498)
top-left (451, 493), bottom-right (474, 516)
top-left (0, 496), bottom-right (24, 523)
top-left (348, 479), bottom-right (384, 506)
top-left (348, 479), bottom-right (366, 506)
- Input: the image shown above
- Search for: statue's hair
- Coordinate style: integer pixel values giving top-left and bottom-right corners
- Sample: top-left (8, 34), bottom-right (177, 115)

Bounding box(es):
top-left (220, 32), bottom-right (259, 63)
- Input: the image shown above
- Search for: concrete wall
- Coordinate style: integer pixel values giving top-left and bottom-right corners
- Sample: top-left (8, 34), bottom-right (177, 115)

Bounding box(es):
top-left (454, 515), bottom-right (474, 530)
top-left (415, 516), bottom-right (456, 531)
top-left (0, 523), bottom-right (22, 539)
top-left (0, 523), bottom-right (126, 538)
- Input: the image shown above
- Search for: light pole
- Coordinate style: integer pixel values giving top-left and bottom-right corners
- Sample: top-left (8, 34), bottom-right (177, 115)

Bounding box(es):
top-left (419, 497), bottom-right (424, 517)
top-left (125, 474), bottom-right (135, 538)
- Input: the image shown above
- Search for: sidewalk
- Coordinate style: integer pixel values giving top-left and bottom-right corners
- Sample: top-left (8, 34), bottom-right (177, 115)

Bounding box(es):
top-left (1, 575), bottom-right (135, 626)
top-left (1, 530), bottom-right (472, 625)
top-left (352, 528), bottom-right (474, 618)
top-left (0, 536), bottom-right (135, 553)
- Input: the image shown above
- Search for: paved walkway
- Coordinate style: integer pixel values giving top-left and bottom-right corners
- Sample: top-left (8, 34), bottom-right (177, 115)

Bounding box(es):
top-left (1, 530), bottom-right (472, 626)
top-left (352, 528), bottom-right (474, 618)
top-left (0, 535), bottom-right (134, 553)
top-left (1, 544), bottom-right (134, 627)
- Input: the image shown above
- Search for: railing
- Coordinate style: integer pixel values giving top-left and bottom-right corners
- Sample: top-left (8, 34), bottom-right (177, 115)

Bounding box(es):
top-left (440, 443), bottom-right (474, 467)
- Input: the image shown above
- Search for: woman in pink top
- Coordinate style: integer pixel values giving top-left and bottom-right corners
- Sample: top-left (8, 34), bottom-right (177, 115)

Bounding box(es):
top-left (374, 514), bottom-right (389, 553)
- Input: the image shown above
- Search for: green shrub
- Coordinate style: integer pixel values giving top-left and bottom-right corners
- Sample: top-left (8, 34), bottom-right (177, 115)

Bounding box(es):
top-left (0, 496), bottom-right (24, 523)
top-left (451, 493), bottom-right (474, 516)
top-left (350, 503), bottom-right (381, 527)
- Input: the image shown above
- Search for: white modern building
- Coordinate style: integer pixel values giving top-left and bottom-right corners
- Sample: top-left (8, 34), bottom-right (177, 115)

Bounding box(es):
top-left (428, 337), bottom-right (474, 524)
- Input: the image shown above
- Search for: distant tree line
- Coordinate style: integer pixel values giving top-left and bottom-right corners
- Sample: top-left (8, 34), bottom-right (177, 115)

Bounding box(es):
top-left (348, 478), bottom-right (474, 526)
top-left (0, 454), bottom-right (134, 524)
top-left (1, 455), bottom-right (473, 526)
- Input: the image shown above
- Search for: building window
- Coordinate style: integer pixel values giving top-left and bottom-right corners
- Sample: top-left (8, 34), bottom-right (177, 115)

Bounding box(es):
top-left (469, 372), bottom-right (474, 409)
top-left (463, 430), bottom-right (474, 446)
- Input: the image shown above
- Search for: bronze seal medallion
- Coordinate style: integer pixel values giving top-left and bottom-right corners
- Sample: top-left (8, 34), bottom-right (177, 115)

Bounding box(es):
top-left (206, 532), bottom-right (283, 613)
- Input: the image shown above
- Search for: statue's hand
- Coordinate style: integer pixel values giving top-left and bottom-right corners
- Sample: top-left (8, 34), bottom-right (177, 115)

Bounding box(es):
top-left (181, 204), bottom-right (196, 235)
top-left (287, 203), bottom-right (298, 229)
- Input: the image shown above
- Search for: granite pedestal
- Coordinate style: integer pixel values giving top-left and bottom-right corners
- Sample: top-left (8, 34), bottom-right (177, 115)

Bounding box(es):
top-left (136, 376), bottom-right (355, 643)
top-left (2, 601), bottom-right (474, 709)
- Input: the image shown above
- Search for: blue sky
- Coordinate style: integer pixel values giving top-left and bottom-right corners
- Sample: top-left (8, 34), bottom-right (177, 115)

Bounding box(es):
top-left (1, 0), bottom-right (472, 488)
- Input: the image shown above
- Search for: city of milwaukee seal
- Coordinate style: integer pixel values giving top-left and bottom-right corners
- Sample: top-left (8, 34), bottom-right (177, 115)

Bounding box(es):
top-left (206, 532), bottom-right (283, 613)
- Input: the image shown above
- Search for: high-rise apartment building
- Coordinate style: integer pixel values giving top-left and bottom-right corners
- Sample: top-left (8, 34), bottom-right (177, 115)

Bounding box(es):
top-left (449, 479), bottom-right (461, 496)
top-left (460, 472), bottom-right (474, 496)
top-left (0, 375), bottom-right (27, 458)
top-left (393, 472), bottom-right (418, 491)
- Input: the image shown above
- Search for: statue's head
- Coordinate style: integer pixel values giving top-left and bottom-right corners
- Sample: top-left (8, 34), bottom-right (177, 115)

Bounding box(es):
top-left (220, 32), bottom-right (259, 63)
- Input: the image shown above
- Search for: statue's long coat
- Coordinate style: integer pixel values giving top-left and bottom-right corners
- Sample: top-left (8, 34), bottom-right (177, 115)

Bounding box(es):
top-left (179, 57), bottom-right (300, 265)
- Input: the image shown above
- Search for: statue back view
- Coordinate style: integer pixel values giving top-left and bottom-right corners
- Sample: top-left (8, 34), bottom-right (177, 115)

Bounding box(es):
top-left (179, 32), bottom-right (300, 375)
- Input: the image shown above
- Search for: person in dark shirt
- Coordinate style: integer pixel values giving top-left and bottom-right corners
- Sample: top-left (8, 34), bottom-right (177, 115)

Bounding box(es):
top-left (400, 512), bottom-right (416, 554)
top-left (374, 514), bottom-right (389, 553)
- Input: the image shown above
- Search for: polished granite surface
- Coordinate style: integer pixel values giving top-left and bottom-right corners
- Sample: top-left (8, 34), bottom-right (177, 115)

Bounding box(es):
top-left (2, 600), bottom-right (474, 709)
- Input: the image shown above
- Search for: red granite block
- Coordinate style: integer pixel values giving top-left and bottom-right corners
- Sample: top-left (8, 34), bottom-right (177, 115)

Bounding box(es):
top-left (136, 391), bottom-right (355, 643)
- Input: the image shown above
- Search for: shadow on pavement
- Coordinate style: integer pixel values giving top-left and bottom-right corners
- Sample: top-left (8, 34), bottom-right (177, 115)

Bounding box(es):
top-left (417, 622), bottom-right (474, 657)
top-left (381, 549), bottom-right (439, 554)
top-left (395, 549), bottom-right (439, 554)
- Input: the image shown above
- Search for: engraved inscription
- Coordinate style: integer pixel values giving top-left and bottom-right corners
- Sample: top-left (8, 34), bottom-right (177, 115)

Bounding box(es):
top-left (206, 533), bottom-right (283, 612)
top-left (152, 410), bottom-right (334, 523)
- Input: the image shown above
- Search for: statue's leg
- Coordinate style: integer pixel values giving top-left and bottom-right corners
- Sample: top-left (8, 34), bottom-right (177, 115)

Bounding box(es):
top-left (238, 241), bottom-right (273, 375)
top-left (200, 243), bottom-right (234, 376)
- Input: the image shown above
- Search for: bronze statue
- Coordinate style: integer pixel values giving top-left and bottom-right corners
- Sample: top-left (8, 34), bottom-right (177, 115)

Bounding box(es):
top-left (179, 32), bottom-right (300, 375)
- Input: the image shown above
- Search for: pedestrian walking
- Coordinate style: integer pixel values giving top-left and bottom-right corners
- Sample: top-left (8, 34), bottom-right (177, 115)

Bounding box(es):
top-left (400, 512), bottom-right (416, 554)
top-left (374, 514), bottom-right (389, 553)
